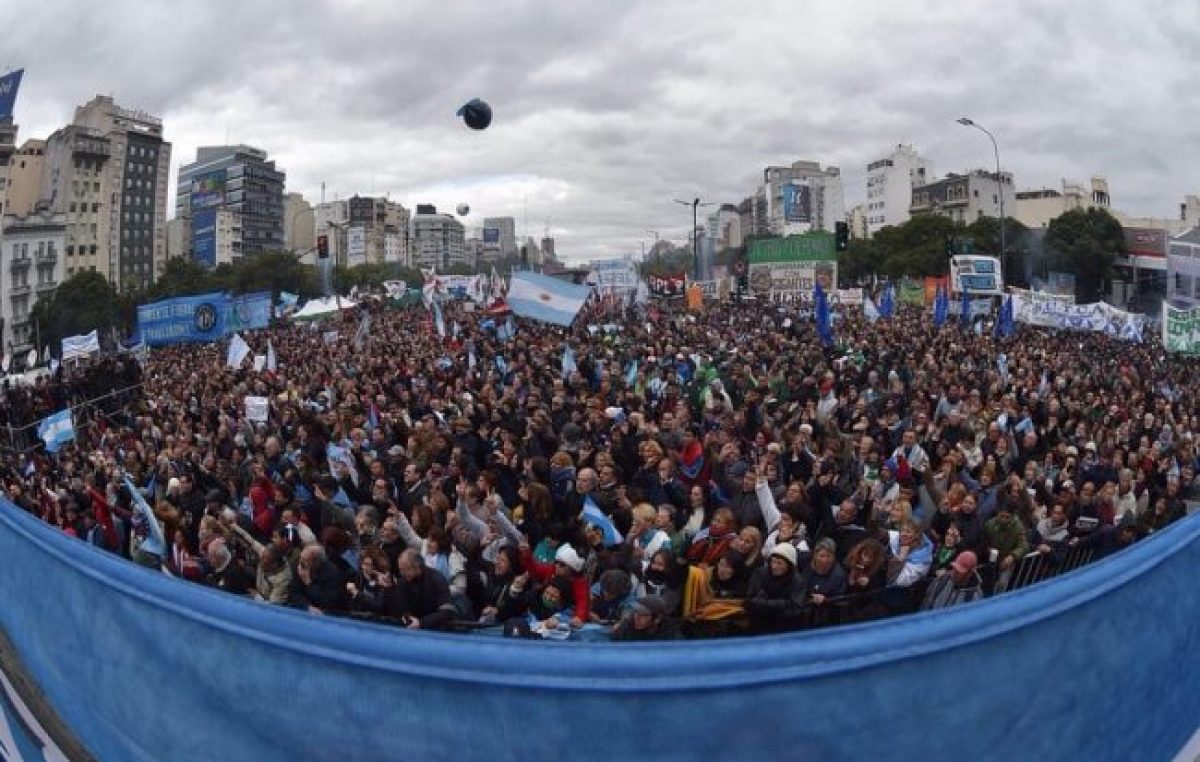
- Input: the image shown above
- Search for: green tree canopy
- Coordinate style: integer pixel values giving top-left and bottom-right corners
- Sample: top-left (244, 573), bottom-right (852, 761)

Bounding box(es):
top-left (31, 271), bottom-right (121, 354)
top-left (1044, 208), bottom-right (1125, 302)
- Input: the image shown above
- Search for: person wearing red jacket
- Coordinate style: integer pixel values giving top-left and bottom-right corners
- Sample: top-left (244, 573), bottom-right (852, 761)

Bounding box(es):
top-left (248, 463), bottom-right (278, 540)
top-left (520, 542), bottom-right (590, 627)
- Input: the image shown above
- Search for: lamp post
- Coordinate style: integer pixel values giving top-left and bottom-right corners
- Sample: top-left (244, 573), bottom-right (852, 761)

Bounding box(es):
top-left (956, 117), bottom-right (1007, 283)
top-left (673, 199), bottom-right (715, 281)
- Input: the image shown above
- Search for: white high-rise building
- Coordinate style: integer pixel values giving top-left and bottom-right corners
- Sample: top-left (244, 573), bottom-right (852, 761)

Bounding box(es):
top-left (411, 205), bottom-right (468, 270)
top-left (865, 144), bottom-right (932, 237)
top-left (761, 160), bottom-right (844, 235)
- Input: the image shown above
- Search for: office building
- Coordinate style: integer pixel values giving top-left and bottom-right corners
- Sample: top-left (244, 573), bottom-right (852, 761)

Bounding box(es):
top-left (481, 216), bottom-right (516, 261)
top-left (175, 144), bottom-right (283, 267)
top-left (347, 195), bottom-right (410, 266)
top-left (411, 205), bottom-right (468, 270)
top-left (283, 192), bottom-right (315, 254)
top-left (761, 160), bottom-right (844, 235)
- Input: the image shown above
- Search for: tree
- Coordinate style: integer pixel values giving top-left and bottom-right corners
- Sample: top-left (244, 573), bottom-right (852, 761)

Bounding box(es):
top-left (1044, 208), bottom-right (1124, 303)
top-left (966, 216), bottom-right (1031, 287)
top-left (873, 215), bottom-right (960, 278)
top-left (31, 271), bottom-right (121, 354)
top-left (149, 257), bottom-right (215, 300)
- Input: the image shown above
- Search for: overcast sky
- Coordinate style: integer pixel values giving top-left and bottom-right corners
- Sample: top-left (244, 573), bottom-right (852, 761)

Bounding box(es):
top-left (4, 0), bottom-right (1197, 262)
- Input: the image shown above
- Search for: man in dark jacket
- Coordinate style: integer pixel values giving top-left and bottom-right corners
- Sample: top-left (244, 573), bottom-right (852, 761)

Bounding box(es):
top-left (386, 549), bottom-right (457, 631)
top-left (612, 595), bottom-right (679, 641)
top-left (289, 545), bottom-right (347, 613)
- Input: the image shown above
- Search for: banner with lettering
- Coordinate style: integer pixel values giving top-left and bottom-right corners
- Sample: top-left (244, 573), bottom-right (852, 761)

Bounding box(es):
top-left (1162, 304), bottom-right (1200, 355)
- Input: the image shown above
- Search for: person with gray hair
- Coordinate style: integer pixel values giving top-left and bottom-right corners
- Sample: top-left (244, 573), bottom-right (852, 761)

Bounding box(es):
top-left (288, 545), bottom-right (346, 614)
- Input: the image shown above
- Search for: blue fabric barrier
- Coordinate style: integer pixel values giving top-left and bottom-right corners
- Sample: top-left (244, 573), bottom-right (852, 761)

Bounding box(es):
top-left (0, 498), bottom-right (1196, 762)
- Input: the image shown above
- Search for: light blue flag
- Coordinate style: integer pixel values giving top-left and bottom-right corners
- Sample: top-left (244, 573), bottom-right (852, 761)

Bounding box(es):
top-left (38, 409), bottom-right (75, 453)
top-left (624, 359), bottom-right (638, 386)
top-left (582, 496), bottom-right (623, 547)
top-left (863, 296), bottom-right (881, 323)
top-left (123, 475), bottom-right (167, 558)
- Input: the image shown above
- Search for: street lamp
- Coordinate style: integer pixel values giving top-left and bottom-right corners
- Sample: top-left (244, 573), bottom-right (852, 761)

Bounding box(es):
top-left (956, 117), bottom-right (1007, 282)
top-left (644, 229), bottom-right (659, 263)
top-left (673, 199), bottom-right (715, 280)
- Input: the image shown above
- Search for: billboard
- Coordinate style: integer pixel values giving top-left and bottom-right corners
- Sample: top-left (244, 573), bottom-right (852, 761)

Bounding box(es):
top-left (1167, 236), bottom-right (1200, 305)
top-left (1124, 227), bottom-right (1166, 257)
top-left (190, 170), bottom-right (227, 210)
top-left (649, 273), bottom-right (686, 297)
top-left (192, 208), bottom-right (217, 269)
top-left (950, 255), bottom-right (1003, 295)
top-left (0, 69), bottom-right (23, 118)
top-left (347, 225), bottom-right (367, 266)
top-left (588, 259), bottom-right (638, 293)
top-left (482, 227), bottom-right (501, 244)
top-left (782, 183), bottom-right (812, 223)
top-left (747, 233), bottom-right (837, 302)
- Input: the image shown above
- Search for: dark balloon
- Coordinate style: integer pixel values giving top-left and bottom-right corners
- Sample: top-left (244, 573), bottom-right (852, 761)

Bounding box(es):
top-left (457, 98), bottom-right (493, 130)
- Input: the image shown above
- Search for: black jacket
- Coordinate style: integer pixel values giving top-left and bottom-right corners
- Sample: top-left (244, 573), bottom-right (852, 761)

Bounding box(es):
top-left (288, 559), bottom-right (347, 612)
top-left (384, 569), bottom-right (456, 630)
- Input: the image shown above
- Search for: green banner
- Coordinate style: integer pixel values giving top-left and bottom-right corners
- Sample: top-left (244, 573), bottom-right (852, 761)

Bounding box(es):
top-left (748, 232), bottom-right (836, 263)
top-left (899, 280), bottom-right (925, 306)
top-left (1163, 304), bottom-right (1200, 354)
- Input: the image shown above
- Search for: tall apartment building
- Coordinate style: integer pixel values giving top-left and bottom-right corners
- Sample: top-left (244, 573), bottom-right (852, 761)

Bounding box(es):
top-left (411, 205), bottom-right (468, 270)
top-left (481, 216), bottom-right (517, 261)
top-left (71, 96), bottom-right (171, 290)
top-left (347, 195), bottom-right (410, 266)
top-left (1, 207), bottom-right (65, 351)
top-left (4, 139), bottom-right (46, 218)
top-left (761, 160), bottom-right (844, 235)
top-left (40, 124), bottom-right (113, 281)
top-left (909, 170), bottom-right (1017, 225)
top-left (283, 192), bottom-right (315, 254)
top-left (865, 144), bottom-right (932, 236)
top-left (175, 144), bottom-right (284, 267)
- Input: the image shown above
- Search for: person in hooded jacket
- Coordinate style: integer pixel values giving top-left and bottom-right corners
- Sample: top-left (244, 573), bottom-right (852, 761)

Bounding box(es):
top-left (744, 544), bottom-right (807, 634)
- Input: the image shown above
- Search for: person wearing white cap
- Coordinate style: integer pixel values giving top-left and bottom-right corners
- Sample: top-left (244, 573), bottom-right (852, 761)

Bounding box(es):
top-left (743, 543), bottom-right (807, 634)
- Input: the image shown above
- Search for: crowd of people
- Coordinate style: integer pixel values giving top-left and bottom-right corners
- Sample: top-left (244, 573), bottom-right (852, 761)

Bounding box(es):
top-left (2, 290), bottom-right (1195, 642)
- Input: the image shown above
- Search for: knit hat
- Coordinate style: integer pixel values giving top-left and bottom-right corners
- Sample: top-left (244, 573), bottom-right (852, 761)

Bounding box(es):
top-left (555, 544), bottom-right (584, 572)
top-left (769, 543), bottom-right (798, 567)
top-left (814, 537), bottom-right (837, 557)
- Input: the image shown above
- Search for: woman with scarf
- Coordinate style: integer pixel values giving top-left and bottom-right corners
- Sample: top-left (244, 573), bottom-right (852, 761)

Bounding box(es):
top-left (685, 507), bottom-right (738, 567)
top-left (639, 548), bottom-right (684, 617)
top-left (681, 548), bottom-right (751, 638)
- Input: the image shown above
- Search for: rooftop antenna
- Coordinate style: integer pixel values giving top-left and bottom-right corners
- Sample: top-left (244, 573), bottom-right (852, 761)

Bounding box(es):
top-left (321, 181), bottom-right (326, 204)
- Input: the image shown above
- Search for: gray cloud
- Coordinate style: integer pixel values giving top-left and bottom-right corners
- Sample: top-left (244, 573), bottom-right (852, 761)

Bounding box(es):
top-left (3, 0), bottom-right (1196, 261)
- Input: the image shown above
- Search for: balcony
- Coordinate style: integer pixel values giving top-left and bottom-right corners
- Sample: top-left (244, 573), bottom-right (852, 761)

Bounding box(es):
top-left (36, 249), bottom-right (57, 264)
top-left (36, 280), bottom-right (57, 294)
top-left (8, 258), bottom-right (30, 274)
top-left (9, 283), bottom-right (31, 295)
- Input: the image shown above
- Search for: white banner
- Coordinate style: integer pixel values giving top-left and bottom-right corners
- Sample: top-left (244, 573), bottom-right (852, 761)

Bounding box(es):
top-left (589, 260), bottom-right (639, 294)
top-left (832, 288), bottom-right (863, 307)
top-left (244, 395), bottom-right (269, 422)
top-left (1012, 293), bottom-right (1145, 342)
top-left (61, 329), bottom-right (101, 362)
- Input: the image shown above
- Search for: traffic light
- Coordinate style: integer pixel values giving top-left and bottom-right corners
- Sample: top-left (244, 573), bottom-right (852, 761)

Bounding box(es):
top-left (835, 221), bottom-right (849, 252)
top-left (317, 234), bottom-right (329, 259)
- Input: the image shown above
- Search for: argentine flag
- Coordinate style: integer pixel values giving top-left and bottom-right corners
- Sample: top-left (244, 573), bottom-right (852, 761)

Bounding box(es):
top-left (581, 496), bottom-right (623, 547)
top-left (508, 272), bottom-right (591, 327)
top-left (38, 409), bottom-right (75, 453)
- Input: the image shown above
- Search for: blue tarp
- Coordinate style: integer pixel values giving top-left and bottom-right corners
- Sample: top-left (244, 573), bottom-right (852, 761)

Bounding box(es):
top-left (0, 498), bottom-right (1196, 761)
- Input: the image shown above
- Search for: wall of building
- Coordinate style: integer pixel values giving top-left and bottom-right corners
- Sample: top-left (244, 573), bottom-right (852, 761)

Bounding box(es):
top-left (3, 139), bottom-right (45, 218)
top-left (1, 209), bottom-right (65, 350)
